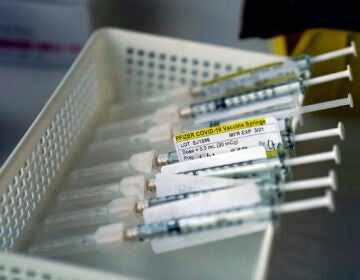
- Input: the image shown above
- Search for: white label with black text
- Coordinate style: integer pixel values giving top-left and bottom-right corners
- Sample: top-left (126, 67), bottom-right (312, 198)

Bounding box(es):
top-left (173, 117), bottom-right (282, 161)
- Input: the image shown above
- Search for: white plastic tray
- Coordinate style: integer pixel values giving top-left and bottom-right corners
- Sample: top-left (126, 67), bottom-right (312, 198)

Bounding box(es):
top-left (0, 27), bottom-right (283, 280)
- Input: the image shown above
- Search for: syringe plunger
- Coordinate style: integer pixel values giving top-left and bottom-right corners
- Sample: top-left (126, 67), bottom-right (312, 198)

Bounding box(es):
top-left (293, 122), bottom-right (345, 142)
top-left (303, 65), bottom-right (352, 87)
top-left (29, 190), bottom-right (334, 257)
top-left (310, 41), bottom-right (357, 64)
top-left (284, 145), bottom-right (341, 166)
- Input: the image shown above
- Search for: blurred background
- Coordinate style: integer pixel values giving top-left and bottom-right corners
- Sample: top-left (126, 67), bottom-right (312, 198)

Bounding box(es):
top-left (0, 0), bottom-right (271, 165)
top-left (0, 0), bottom-right (359, 279)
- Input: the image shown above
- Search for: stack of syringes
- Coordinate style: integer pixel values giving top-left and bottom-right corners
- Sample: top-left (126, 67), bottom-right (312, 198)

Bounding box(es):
top-left (27, 42), bottom-right (356, 258)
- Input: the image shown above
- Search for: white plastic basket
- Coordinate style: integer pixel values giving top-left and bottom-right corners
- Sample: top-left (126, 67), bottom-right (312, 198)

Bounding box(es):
top-left (0, 28), bottom-right (283, 280)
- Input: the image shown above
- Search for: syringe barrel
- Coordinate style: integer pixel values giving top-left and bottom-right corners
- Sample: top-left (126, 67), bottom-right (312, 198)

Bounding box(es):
top-left (186, 157), bottom-right (284, 178)
top-left (148, 193), bottom-right (196, 207)
top-left (147, 186), bottom-right (235, 207)
top-left (201, 59), bottom-right (304, 99)
top-left (132, 190), bottom-right (332, 242)
top-left (134, 204), bottom-right (273, 241)
top-left (178, 206), bottom-right (273, 234)
top-left (189, 80), bottom-right (304, 118)
top-left (134, 220), bottom-right (171, 242)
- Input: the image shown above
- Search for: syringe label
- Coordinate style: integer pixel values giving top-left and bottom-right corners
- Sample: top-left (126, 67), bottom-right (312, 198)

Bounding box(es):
top-left (174, 117), bottom-right (283, 161)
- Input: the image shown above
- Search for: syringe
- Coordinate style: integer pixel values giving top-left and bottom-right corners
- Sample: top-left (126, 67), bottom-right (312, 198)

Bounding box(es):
top-left (134, 170), bottom-right (337, 199)
top-left (95, 66), bottom-right (352, 139)
top-left (101, 42), bottom-right (356, 124)
top-left (179, 42), bottom-right (356, 99)
top-left (44, 184), bottom-right (263, 230)
top-left (28, 190), bottom-right (334, 257)
top-left (44, 171), bottom-right (337, 231)
top-left (68, 147), bottom-right (265, 187)
top-left (192, 93), bottom-right (353, 126)
top-left (83, 94), bottom-right (351, 170)
top-left (80, 115), bottom-right (346, 178)
top-left (57, 171), bottom-right (280, 207)
top-left (84, 104), bottom-right (347, 164)
top-left (68, 144), bottom-right (340, 188)
top-left (178, 66), bottom-right (352, 120)
top-left (163, 145), bottom-right (341, 178)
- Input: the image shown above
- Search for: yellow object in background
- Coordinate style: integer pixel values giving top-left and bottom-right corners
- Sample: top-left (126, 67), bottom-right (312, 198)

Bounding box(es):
top-left (270, 35), bottom-right (288, 56)
top-left (272, 28), bottom-right (359, 116)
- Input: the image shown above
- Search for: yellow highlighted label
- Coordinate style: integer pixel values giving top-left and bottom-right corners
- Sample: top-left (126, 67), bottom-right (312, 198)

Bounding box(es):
top-left (266, 150), bottom-right (278, 157)
top-left (175, 118), bottom-right (266, 143)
